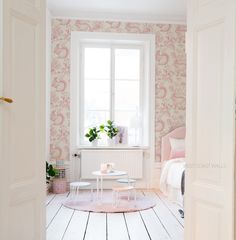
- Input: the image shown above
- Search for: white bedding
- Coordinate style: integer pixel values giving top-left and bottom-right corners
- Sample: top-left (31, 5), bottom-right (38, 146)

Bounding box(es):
top-left (160, 158), bottom-right (185, 204)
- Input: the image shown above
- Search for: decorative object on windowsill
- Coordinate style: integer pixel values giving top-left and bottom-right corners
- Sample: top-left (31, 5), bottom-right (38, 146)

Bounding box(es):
top-left (46, 161), bottom-right (58, 193)
top-left (100, 162), bottom-right (115, 173)
top-left (52, 165), bottom-right (67, 194)
top-left (100, 120), bottom-right (119, 146)
top-left (85, 127), bottom-right (101, 146)
top-left (115, 126), bottom-right (128, 145)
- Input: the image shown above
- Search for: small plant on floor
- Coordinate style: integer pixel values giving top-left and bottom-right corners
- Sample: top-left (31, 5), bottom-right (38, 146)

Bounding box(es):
top-left (100, 120), bottom-right (119, 139)
top-left (46, 161), bottom-right (57, 184)
top-left (85, 127), bottom-right (101, 142)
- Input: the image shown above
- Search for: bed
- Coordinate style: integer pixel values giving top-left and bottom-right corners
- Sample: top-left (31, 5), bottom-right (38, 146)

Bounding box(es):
top-left (160, 127), bottom-right (186, 206)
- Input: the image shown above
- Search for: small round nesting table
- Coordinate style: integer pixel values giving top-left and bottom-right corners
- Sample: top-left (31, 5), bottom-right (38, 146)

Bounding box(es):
top-left (70, 181), bottom-right (93, 201)
top-left (92, 170), bottom-right (127, 202)
top-left (117, 178), bottom-right (136, 186)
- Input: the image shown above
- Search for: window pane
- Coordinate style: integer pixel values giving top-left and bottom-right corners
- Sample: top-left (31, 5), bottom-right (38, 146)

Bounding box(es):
top-left (84, 110), bottom-right (110, 129)
top-left (115, 49), bottom-right (140, 80)
top-left (115, 80), bottom-right (139, 110)
top-left (84, 48), bottom-right (111, 79)
top-left (115, 110), bottom-right (137, 126)
top-left (115, 79), bottom-right (141, 146)
top-left (84, 80), bottom-right (110, 110)
top-left (80, 45), bottom-right (143, 146)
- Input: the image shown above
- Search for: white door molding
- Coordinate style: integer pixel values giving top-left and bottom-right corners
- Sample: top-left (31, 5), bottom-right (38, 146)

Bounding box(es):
top-left (0, 0), bottom-right (46, 239)
top-left (186, 0), bottom-right (236, 239)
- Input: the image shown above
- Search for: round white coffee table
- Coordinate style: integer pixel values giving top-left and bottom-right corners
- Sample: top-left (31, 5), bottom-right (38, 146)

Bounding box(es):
top-left (92, 170), bottom-right (127, 202)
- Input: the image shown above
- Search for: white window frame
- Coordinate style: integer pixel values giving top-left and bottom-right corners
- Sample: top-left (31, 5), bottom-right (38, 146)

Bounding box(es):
top-left (79, 43), bottom-right (144, 146)
top-left (70, 31), bottom-right (155, 150)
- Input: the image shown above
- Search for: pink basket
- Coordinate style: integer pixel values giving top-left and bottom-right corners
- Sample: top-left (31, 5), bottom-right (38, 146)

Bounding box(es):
top-left (52, 179), bottom-right (67, 194)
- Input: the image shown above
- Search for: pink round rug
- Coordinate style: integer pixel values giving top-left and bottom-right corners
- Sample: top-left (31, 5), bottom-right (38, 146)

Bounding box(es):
top-left (63, 190), bottom-right (156, 213)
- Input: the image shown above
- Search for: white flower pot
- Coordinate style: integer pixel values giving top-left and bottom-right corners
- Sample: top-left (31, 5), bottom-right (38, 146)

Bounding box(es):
top-left (91, 139), bottom-right (98, 147)
top-left (107, 138), bottom-right (115, 146)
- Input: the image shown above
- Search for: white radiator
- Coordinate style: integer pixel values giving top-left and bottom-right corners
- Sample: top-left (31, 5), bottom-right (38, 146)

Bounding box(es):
top-left (80, 149), bottom-right (143, 179)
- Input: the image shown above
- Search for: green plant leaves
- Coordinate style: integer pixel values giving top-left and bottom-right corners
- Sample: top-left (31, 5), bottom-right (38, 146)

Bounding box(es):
top-left (107, 120), bottom-right (112, 125)
top-left (85, 120), bottom-right (119, 142)
top-left (103, 120), bottom-right (119, 139)
top-left (46, 161), bottom-right (57, 183)
top-left (100, 124), bottom-right (105, 132)
top-left (85, 126), bottom-right (101, 142)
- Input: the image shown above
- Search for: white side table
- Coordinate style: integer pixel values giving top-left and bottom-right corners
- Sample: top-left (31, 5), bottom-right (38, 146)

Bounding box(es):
top-left (70, 181), bottom-right (93, 201)
top-left (117, 178), bottom-right (136, 186)
top-left (112, 185), bottom-right (137, 207)
top-left (92, 170), bottom-right (127, 202)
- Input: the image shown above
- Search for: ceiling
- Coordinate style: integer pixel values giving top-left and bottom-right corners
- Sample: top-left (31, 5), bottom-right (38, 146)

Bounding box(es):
top-left (47, 0), bottom-right (187, 24)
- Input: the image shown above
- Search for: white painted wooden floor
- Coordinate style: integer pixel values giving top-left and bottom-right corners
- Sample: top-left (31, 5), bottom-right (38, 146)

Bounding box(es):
top-left (46, 190), bottom-right (184, 240)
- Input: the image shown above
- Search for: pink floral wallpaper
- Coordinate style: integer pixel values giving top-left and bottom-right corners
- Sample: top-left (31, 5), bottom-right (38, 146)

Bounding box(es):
top-left (50, 19), bottom-right (186, 162)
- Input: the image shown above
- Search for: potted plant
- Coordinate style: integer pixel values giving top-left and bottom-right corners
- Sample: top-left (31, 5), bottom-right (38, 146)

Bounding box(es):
top-left (46, 161), bottom-right (58, 193)
top-left (100, 120), bottom-right (119, 146)
top-left (85, 127), bottom-right (100, 146)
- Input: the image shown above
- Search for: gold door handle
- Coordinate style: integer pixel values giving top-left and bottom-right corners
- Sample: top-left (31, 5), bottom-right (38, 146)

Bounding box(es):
top-left (0, 97), bottom-right (13, 103)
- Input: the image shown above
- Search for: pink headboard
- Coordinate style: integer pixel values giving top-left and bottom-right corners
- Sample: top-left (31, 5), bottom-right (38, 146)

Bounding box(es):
top-left (161, 126), bottom-right (186, 162)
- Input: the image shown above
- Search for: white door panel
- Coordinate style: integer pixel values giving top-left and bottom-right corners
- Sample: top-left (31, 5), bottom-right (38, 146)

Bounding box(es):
top-left (0, 0), bottom-right (45, 239)
top-left (186, 0), bottom-right (235, 239)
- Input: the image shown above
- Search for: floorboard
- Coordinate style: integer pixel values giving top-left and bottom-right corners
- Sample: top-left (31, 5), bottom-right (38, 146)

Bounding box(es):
top-left (140, 208), bottom-right (170, 240)
top-left (63, 211), bottom-right (89, 240)
top-left (143, 191), bottom-right (184, 240)
top-left (84, 212), bottom-right (107, 240)
top-left (46, 193), bottom-right (56, 205)
top-left (46, 193), bottom-right (69, 228)
top-left (124, 211), bottom-right (150, 240)
top-left (46, 206), bottom-right (74, 240)
top-left (107, 213), bottom-right (130, 240)
top-left (156, 190), bottom-right (184, 227)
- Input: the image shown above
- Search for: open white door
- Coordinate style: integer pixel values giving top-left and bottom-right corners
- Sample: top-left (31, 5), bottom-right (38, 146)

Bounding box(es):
top-left (186, 0), bottom-right (236, 239)
top-left (0, 0), bottom-right (46, 239)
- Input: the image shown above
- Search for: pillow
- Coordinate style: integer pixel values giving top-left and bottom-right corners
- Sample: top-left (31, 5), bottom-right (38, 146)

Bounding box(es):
top-left (169, 138), bottom-right (185, 159)
top-left (170, 149), bottom-right (185, 159)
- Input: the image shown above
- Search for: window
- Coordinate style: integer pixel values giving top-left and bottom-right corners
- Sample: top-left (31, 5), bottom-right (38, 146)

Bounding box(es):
top-left (71, 32), bottom-right (155, 148)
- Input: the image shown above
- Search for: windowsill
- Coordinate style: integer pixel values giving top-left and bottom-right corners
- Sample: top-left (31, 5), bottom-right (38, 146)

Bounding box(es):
top-left (78, 145), bottom-right (149, 150)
